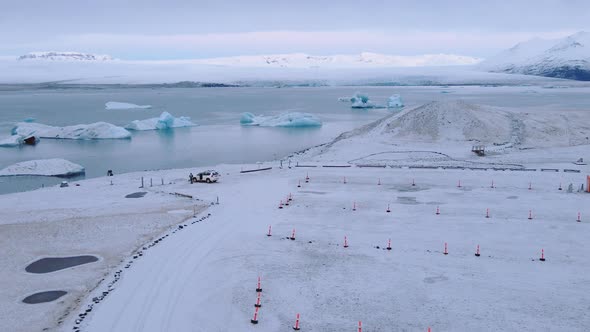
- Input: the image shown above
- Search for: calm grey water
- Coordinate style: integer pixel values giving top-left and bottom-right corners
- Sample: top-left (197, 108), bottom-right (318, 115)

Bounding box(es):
top-left (0, 87), bottom-right (393, 194)
top-left (1, 85), bottom-right (589, 195)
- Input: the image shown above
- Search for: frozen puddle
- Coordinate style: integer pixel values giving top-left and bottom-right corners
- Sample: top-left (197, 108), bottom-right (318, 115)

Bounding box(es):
top-left (125, 192), bottom-right (147, 198)
top-left (23, 291), bottom-right (67, 304)
top-left (25, 256), bottom-right (99, 274)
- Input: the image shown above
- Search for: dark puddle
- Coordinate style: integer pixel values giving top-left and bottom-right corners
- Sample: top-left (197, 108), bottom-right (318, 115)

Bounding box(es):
top-left (23, 290), bottom-right (67, 304)
top-left (26, 256), bottom-right (99, 274)
top-left (125, 192), bottom-right (147, 198)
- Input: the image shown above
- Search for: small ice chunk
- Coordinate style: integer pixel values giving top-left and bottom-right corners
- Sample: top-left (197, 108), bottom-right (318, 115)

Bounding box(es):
top-left (105, 102), bottom-right (152, 110)
top-left (125, 112), bottom-right (196, 131)
top-left (240, 112), bottom-right (322, 127)
top-left (387, 94), bottom-right (404, 108)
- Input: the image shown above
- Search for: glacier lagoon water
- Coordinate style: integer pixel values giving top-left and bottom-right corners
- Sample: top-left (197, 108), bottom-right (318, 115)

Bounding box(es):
top-left (1, 85), bottom-right (589, 195)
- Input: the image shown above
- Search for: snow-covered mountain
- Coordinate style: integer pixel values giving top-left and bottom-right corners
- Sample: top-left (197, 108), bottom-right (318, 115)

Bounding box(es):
top-left (479, 31), bottom-right (590, 81)
top-left (192, 52), bottom-right (481, 68)
top-left (18, 51), bottom-right (115, 61)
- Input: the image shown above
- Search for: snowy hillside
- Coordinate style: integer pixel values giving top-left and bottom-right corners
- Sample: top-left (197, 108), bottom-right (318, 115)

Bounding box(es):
top-left (17, 52), bottom-right (115, 61)
top-left (479, 32), bottom-right (590, 81)
top-left (382, 100), bottom-right (515, 143)
top-left (298, 99), bottom-right (590, 165)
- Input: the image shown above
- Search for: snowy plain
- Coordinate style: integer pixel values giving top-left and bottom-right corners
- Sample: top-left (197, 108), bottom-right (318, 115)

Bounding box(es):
top-left (0, 87), bottom-right (589, 332)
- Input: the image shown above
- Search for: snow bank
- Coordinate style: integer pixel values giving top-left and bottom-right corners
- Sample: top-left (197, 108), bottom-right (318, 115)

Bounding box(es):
top-left (12, 122), bottom-right (131, 139)
top-left (387, 94), bottom-right (404, 108)
top-left (125, 112), bottom-right (196, 131)
top-left (383, 100), bottom-right (514, 143)
top-left (0, 135), bottom-right (24, 147)
top-left (105, 102), bottom-right (152, 110)
top-left (0, 158), bottom-right (85, 177)
top-left (240, 112), bottom-right (322, 127)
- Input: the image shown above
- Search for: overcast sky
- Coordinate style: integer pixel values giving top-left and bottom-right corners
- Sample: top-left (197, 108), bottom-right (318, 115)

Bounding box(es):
top-left (0, 0), bottom-right (587, 59)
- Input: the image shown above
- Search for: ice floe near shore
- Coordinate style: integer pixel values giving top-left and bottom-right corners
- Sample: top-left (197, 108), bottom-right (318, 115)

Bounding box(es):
top-left (240, 112), bottom-right (322, 127)
top-left (125, 112), bottom-right (196, 131)
top-left (105, 102), bottom-right (152, 110)
top-left (0, 158), bottom-right (85, 177)
top-left (12, 122), bottom-right (131, 139)
top-left (0, 135), bottom-right (24, 147)
top-left (387, 94), bottom-right (404, 108)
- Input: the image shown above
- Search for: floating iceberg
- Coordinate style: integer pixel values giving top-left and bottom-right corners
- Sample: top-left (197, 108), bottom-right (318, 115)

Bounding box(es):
top-left (12, 122), bottom-right (131, 139)
top-left (125, 112), bottom-right (196, 131)
top-left (387, 94), bottom-right (404, 108)
top-left (105, 102), bottom-right (152, 110)
top-left (0, 135), bottom-right (24, 147)
top-left (240, 112), bottom-right (322, 127)
top-left (349, 92), bottom-right (384, 109)
top-left (0, 158), bottom-right (85, 177)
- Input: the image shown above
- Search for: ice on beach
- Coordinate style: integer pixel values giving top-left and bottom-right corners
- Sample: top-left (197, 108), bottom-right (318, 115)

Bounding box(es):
top-left (240, 112), bottom-right (322, 127)
top-left (105, 102), bottom-right (152, 110)
top-left (125, 111), bottom-right (196, 131)
top-left (0, 135), bottom-right (24, 147)
top-left (387, 94), bottom-right (404, 108)
top-left (12, 122), bottom-right (131, 140)
top-left (0, 158), bottom-right (85, 177)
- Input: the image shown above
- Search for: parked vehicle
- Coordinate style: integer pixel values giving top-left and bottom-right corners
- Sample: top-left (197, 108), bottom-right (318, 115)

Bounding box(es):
top-left (190, 170), bottom-right (220, 183)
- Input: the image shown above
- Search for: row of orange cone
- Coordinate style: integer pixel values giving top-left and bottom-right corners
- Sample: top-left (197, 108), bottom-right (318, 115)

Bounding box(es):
top-left (268, 229), bottom-right (547, 261)
top-left (300, 173), bottom-right (571, 191)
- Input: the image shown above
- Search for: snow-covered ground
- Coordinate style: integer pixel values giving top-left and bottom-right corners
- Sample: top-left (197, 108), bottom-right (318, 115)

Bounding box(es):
top-left (0, 97), bottom-right (589, 332)
top-left (0, 158), bottom-right (85, 177)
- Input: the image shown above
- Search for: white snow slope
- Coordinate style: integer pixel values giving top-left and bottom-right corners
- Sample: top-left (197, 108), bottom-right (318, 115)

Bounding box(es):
top-left (12, 122), bottom-right (131, 140)
top-left (65, 160), bottom-right (590, 332)
top-left (0, 158), bottom-right (85, 177)
top-left (479, 31), bottom-right (590, 80)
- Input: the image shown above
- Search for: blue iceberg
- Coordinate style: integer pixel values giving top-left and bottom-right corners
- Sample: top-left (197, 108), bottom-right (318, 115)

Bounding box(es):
top-left (125, 112), bottom-right (196, 131)
top-left (345, 92), bottom-right (385, 109)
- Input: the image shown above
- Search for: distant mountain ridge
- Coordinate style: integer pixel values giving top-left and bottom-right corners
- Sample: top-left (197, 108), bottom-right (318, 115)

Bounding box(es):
top-left (18, 52), bottom-right (115, 61)
top-left (192, 52), bottom-right (481, 68)
top-left (479, 31), bottom-right (590, 81)
top-left (14, 51), bottom-right (480, 67)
